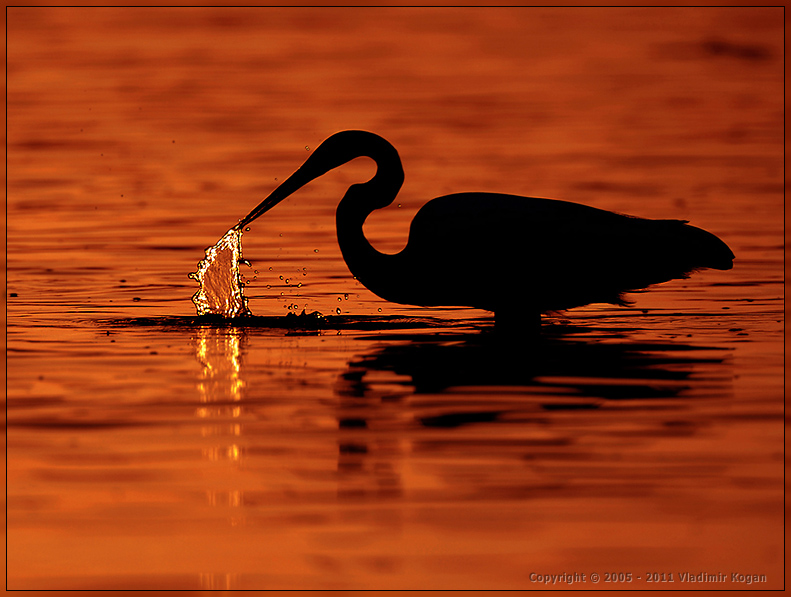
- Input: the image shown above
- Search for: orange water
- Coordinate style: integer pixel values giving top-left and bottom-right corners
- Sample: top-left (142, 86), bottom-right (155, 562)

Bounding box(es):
top-left (6, 7), bottom-right (784, 590)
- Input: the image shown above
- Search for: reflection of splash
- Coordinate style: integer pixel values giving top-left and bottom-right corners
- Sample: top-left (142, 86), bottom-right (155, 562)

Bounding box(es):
top-left (195, 325), bottom-right (246, 419)
top-left (199, 572), bottom-right (239, 591)
top-left (189, 227), bottom-right (251, 317)
top-left (193, 326), bottom-right (247, 527)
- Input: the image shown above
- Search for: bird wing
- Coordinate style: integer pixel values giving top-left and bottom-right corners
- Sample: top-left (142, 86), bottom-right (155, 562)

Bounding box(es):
top-left (402, 193), bottom-right (715, 312)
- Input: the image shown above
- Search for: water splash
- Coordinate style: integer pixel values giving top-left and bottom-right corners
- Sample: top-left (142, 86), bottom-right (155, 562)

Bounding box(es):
top-left (189, 227), bottom-right (251, 318)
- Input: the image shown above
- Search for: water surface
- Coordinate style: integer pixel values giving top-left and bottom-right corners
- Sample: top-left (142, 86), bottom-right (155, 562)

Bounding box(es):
top-left (7, 7), bottom-right (784, 590)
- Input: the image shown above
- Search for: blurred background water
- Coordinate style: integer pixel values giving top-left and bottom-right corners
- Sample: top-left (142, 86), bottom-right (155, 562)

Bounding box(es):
top-left (6, 6), bottom-right (784, 590)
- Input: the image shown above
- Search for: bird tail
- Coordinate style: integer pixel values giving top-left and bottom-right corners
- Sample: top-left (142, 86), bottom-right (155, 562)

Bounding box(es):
top-left (681, 224), bottom-right (734, 271)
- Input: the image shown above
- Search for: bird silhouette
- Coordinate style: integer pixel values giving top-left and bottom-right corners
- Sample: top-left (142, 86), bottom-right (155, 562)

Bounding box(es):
top-left (237, 130), bottom-right (734, 328)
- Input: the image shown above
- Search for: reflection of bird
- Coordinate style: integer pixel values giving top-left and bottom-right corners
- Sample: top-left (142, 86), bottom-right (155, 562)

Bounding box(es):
top-left (238, 131), bottom-right (734, 328)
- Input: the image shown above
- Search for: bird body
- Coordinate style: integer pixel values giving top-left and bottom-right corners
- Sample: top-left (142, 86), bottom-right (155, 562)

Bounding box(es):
top-left (237, 131), bottom-right (734, 325)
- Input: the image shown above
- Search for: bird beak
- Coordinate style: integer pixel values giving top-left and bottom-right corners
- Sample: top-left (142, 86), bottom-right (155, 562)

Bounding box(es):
top-left (236, 131), bottom-right (369, 230)
top-left (236, 168), bottom-right (311, 230)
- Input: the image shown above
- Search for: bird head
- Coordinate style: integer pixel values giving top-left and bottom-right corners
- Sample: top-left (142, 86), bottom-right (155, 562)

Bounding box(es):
top-left (237, 131), bottom-right (402, 229)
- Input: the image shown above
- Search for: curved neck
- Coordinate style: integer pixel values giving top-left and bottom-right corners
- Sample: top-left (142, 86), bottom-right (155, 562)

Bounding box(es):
top-left (335, 156), bottom-right (404, 290)
top-left (237, 130), bottom-right (406, 300)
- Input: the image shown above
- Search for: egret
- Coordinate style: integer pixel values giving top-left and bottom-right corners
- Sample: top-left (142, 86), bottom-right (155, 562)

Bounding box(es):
top-left (237, 131), bottom-right (734, 328)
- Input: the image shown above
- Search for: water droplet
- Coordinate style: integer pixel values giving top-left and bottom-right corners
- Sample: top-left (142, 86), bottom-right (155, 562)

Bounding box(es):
top-left (297, 283), bottom-right (302, 288)
top-left (279, 275), bottom-right (284, 280)
top-left (305, 146), bottom-right (310, 151)
top-left (274, 177), bottom-right (278, 181)
top-left (313, 249), bottom-right (319, 253)
top-left (245, 227), bottom-right (251, 232)
top-left (266, 284), bottom-right (271, 289)
top-left (268, 267), bottom-right (273, 271)
top-left (254, 270), bottom-right (258, 274)
top-left (285, 278), bottom-right (290, 284)
top-left (279, 233), bottom-right (283, 237)
top-left (344, 294), bottom-right (348, 300)
top-left (378, 308), bottom-right (382, 312)
top-left (397, 203), bottom-right (401, 208)
top-left (336, 307), bottom-right (341, 314)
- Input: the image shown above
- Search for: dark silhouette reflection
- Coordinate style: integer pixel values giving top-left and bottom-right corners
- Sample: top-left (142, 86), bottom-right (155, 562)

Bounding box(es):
top-left (337, 322), bottom-right (731, 411)
top-left (336, 434), bottom-right (403, 501)
top-left (336, 415), bottom-right (404, 501)
top-left (238, 130), bottom-right (734, 328)
top-left (329, 322), bottom-right (734, 503)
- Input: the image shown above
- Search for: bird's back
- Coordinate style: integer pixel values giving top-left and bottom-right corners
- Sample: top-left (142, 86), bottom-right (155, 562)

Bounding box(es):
top-left (398, 193), bottom-right (733, 313)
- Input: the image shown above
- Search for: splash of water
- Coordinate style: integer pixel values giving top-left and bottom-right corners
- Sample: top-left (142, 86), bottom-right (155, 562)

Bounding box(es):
top-left (189, 227), bottom-right (251, 318)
